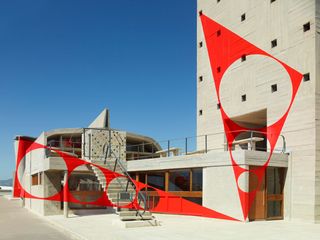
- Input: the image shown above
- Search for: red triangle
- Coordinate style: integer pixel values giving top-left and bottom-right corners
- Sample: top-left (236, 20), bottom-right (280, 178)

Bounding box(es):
top-left (200, 14), bottom-right (303, 220)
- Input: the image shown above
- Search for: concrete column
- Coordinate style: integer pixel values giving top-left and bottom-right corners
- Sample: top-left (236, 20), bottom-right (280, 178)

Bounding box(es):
top-left (63, 171), bottom-right (68, 218)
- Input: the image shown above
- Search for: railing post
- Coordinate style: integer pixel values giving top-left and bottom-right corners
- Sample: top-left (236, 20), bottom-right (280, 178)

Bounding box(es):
top-left (151, 144), bottom-right (154, 158)
top-left (205, 135), bottom-right (208, 153)
top-left (108, 129), bottom-right (112, 158)
top-left (63, 171), bottom-right (68, 218)
top-left (167, 140), bottom-right (170, 157)
top-left (185, 137), bottom-right (188, 155)
top-left (280, 135), bottom-right (286, 153)
top-left (118, 144), bottom-right (120, 159)
top-left (113, 159), bottom-right (118, 172)
top-left (250, 131), bottom-right (253, 150)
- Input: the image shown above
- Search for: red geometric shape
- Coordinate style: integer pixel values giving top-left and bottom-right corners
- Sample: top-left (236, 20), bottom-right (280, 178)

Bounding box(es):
top-left (200, 14), bottom-right (303, 220)
top-left (14, 138), bottom-right (239, 221)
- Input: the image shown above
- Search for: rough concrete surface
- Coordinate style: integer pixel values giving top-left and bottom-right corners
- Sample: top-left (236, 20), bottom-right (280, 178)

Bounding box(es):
top-left (1, 196), bottom-right (320, 240)
top-left (48, 210), bottom-right (320, 240)
top-left (0, 196), bottom-right (72, 240)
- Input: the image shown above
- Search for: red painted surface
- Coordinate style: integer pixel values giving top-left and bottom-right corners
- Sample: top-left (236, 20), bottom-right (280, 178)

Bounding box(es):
top-left (12, 15), bottom-right (303, 222)
top-left (200, 14), bottom-right (303, 220)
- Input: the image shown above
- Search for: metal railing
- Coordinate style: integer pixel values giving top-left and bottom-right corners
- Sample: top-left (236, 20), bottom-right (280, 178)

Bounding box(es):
top-left (84, 129), bottom-right (149, 217)
top-left (103, 137), bottom-right (149, 215)
top-left (46, 140), bottom-right (82, 157)
top-left (125, 130), bottom-right (287, 160)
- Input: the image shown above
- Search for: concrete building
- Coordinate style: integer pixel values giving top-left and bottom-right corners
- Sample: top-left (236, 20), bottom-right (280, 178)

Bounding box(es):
top-left (196, 0), bottom-right (320, 223)
top-left (13, 0), bottom-right (320, 225)
top-left (14, 109), bottom-right (162, 226)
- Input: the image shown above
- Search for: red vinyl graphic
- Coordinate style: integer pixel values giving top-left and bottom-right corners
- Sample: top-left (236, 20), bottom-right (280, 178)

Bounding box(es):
top-left (13, 139), bottom-right (238, 221)
top-left (12, 15), bottom-right (303, 222)
top-left (200, 14), bottom-right (303, 220)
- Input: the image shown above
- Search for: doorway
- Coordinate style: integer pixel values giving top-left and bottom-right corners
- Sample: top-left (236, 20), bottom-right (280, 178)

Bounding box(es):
top-left (248, 166), bottom-right (286, 221)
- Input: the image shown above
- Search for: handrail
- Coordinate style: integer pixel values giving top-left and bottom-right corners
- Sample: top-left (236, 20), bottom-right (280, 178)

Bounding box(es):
top-left (101, 137), bottom-right (148, 217)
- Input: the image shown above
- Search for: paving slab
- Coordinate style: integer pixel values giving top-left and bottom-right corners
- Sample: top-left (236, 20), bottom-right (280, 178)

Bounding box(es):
top-left (2, 195), bottom-right (319, 240)
top-left (47, 210), bottom-right (320, 240)
top-left (0, 196), bottom-right (73, 240)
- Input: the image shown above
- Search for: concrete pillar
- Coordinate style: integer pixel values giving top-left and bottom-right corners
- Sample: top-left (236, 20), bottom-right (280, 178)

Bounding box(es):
top-left (63, 171), bottom-right (68, 218)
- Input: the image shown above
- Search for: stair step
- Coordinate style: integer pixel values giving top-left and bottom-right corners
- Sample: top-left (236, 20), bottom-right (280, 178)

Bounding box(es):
top-left (119, 211), bottom-right (151, 217)
top-left (120, 215), bottom-right (153, 221)
top-left (112, 219), bottom-right (160, 228)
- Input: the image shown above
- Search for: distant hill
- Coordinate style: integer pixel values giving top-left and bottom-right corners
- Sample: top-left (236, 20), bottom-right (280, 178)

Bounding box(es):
top-left (0, 178), bottom-right (13, 186)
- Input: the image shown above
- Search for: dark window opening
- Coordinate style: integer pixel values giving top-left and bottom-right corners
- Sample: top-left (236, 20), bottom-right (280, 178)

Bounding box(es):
top-left (217, 66), bottom-right (221, 73)
top-left (303, 22), bottom-right (310, 32)
top-left (199, 76), bottom-right (203, 82)
top-left (303, 73), bottom-right (310, 82)
top-left (217, 30), bottom-right (221, 36)
top-left (147, 172), bottom-right (165, 191)
top-left (270, 0), bottom-right (276, 3)
top-left (31, 174), bottom-right (40, 186)
top-left (241, 54), bottom-right (247, 62)
top-left (241, 94), bottom-right (247, 102)
top-left (199, 10), bottom-right (203, 16)
top-left (217, 103), bottom-right (221, 110)
top-left (169, 170), bottom-right (190, 191)
top-left (199, 41), bottom-right (203, 48)
top-left (192, 168), bottom-right (203, 191)
top-left (271, 84), bottom-right (278, 93)
top-left (217, 0), bottom-right (221, 3)
top-left (241, 13), bottom-right (246, 22)
top-left (199, 110), bottom-right (203, 116)
top-left (271, 39), bottom-right (277, 48)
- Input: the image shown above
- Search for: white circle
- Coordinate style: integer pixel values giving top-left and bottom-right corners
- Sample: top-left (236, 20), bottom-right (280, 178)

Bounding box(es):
top-left (230, 132), bottom-right (270, 166)
top-left (237, 171), bottom-right (249, 192)
top-left (219, 54), bottom-right (292, 128)
top-left (17, 148), bottom-right (66, 198)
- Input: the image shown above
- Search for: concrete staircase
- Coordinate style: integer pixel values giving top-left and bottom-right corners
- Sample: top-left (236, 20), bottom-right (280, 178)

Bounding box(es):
top-left (90, 159), bottom-right (159, 228)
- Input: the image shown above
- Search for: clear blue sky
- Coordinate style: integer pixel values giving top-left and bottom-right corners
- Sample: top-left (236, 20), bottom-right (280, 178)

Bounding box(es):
top-left (0, 1), bottom-right (197, 180)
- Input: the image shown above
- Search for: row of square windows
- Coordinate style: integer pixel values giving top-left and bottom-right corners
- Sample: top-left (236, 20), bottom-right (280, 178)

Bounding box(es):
top-left (198, 73), bottom-right (310, 83)
top-left (199, 73), bottom-right (310, 82)
top-left (198, 20), bottom-right (311, 49)
top-left (198, 73), bottom-right (310, 116)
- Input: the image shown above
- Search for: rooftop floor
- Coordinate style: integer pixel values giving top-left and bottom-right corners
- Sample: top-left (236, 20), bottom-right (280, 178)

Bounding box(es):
top-left (0, 196), bottom-right (72, 240)
top-left (48, 210), bottom-right (319, 240)
top-left (1, 196), bottom-right (319, 240)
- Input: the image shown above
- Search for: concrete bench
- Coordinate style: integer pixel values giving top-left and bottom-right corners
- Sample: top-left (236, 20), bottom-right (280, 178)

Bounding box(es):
top-left (224, 137), bottom-right (264, 151)
top-left (156, 147), bottom-right (180, 157)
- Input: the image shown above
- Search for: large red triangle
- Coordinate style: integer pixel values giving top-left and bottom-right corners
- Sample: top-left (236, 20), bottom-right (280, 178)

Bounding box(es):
top-left (200, 14), bottom-right (303, 220)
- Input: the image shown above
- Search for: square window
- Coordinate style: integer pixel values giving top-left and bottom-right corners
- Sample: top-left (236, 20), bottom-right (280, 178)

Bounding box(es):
top-left (271, 0), bottom-right (276, 3)
top-left (217, 103), bottom-right (221, 110)
top-left (241, 13), bottom-right (246, 22)
top-left (303, 22), bottom-right (310, 32)
top-left (241, 94), bottom-right (246, 102)
top-left (241, 54), bottom-right (246, 62)
top-left (217, 66), bottom-right (221, 73)
top-left (217, 0), bottom-right (221, 3)
top-left (199, 41), bottom-right (203, 48)
top-left (271, 84), bottom-right (278, 93)
top-left (199, 110), bottom-right (203, 116)
top-left (199, 10), bottom-right (203, 16)
top-left (271, 39), bottom-right (277, 48)
top-left (303, 73), bottom-right (310, 82)
top-left (217, 29), bottom-right (221, 36)
top-left (199, 76), bottom-right (203, 82)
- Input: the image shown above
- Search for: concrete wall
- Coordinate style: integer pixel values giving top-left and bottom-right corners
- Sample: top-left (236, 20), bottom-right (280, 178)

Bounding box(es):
top-left (197, 0), bottom-right (318, 222)
top-left (315, 0), bottom-right (320, 223)
top-left (203, 165), bottom-right (245, 221)
top-left (43, 171), bottom-right (62, 216)
top-left (128, 150), bottom-right (287, 221)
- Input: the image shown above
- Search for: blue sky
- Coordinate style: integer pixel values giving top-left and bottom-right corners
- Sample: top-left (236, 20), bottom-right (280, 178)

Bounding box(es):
top-left (0, 1), bottom-right (197, 179)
